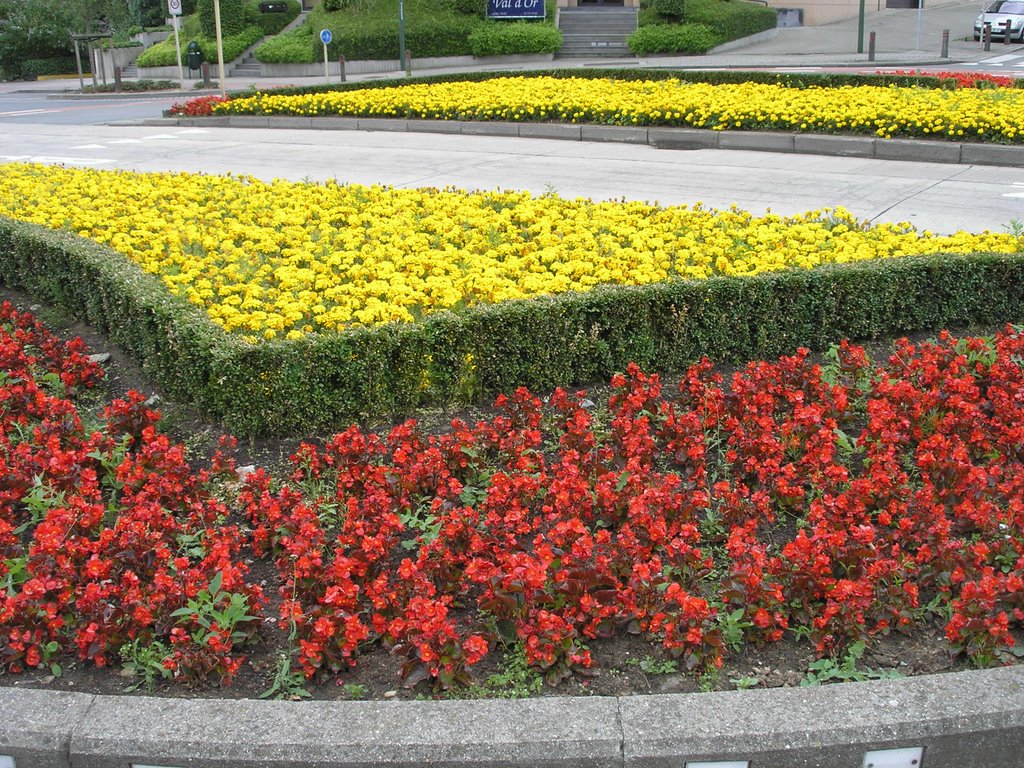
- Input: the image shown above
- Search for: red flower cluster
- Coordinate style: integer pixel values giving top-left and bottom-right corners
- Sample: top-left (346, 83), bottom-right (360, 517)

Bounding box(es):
top-left (3, 299), bottom-right (1023, 692)
top-left (168, 95), bottom-right (227, 117)
top-left (881, 69), bottom-right (1019, 89)
top-left (0, 302), bottom-right (262, 684)
top-left (242, 333), bottom-right (1024, 688)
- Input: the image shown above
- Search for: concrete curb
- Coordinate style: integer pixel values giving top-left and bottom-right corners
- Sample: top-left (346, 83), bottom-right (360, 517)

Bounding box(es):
top-left (2, 666), bottom-right (1022, 767)
top-left (148, 116), bottom-right (1024, 167)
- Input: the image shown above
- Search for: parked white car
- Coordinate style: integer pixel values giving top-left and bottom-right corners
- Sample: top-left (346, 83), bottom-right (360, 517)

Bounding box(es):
top-left (974, 0), bottom-right (1024, 41)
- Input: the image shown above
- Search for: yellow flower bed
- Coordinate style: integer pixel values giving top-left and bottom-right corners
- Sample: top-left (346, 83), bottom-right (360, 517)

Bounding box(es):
top-left (0, 163), bottom-right (1021, 342)
top-left (215, 76), bottom-right (1024, 141)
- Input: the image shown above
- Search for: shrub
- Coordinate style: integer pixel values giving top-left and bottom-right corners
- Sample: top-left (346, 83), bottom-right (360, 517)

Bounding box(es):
top-left (197, 0), bottom-right (253, 38)
top-left (628, 23), bottom-right (720, 55)
top-left (468, 21), bottom-right (562, 57)
top-left (328, 16), bottom-right (479, 59)
top-left (255, 27), bottom-right (317, 63)
top-left (451, 0), bottom-right (486, 14)
top-left (686, 0), bottom-right (776, 40)
top-left (655, 0), bottom-right (686, 21)
top-left (4, 213), bottom-right (1024, 436)
top-left (137, 26), bottom-right (264, 67)
top-left (18, 57), bottom-right (80, 78)
top-left (254, 0), bottom-right (302, 35)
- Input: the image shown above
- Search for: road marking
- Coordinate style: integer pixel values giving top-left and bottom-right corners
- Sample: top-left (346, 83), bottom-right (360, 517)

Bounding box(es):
top-left (980, 53), bottom-right (1021, 64)
top-left (70, 144), bottom-right (107, 149)
top-left (109, 138), bottom-right (142, 144)
top-left (143, 134), bottom-right (180, 140)
top-left (1003, 182), bottom-right (1024, 199)
top-left (3, 155), bottom-right (113, 166)
top-left (176, 128), bottom-right (210, 135)
top-left (0, 109), bottom-right (61, 117)
top-left (0, 155), bottom-right (33, 162)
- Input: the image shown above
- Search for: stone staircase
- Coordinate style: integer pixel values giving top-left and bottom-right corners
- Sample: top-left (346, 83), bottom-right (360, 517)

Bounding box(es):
top-left (231, 52), bottom-right (261, 77)
top-left (556, 7), bottom-right (637, 59)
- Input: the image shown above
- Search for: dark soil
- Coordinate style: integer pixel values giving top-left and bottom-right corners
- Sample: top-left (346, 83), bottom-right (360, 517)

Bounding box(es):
top-left (1, 288), bottom-right (1019, 702)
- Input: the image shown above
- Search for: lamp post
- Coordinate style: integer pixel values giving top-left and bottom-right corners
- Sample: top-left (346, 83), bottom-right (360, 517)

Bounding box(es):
top-left (857, 0), bottom-right (865, 53)
top-left (213, 0), bottom-right (227, 98)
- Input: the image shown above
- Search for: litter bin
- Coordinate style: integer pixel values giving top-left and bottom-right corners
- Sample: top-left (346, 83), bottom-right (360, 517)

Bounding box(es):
top-left (186, 41), bottom-right (203, 70)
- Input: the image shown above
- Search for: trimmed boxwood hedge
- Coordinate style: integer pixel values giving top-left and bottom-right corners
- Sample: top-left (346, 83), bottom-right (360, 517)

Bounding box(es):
top-left (2, 215), bottom-right (1024, 436)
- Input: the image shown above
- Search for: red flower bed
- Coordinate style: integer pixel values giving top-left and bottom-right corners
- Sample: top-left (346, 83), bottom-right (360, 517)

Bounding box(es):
top-left (0, 302), bottom-right (262, 684)
top-left (167, 95), bottom-right (228, 117)
top-left (880, 69), bottom-right (1020, 89)
top-left (2, 300), bottom-right (1022, 692)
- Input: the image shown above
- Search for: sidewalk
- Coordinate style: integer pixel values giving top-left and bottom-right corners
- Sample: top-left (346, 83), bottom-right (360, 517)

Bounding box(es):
top-left (0, 0), bottom-right (1018, 96)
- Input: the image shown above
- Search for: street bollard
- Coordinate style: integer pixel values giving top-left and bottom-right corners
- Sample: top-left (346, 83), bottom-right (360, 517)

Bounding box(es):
top-left (941, 29), bottom-right (949, 58)
top-left (868, 31), bottom-right (876, 61)
top-left (1006, 20), bottom-right (1014, 44)
top-left (984, 23), bottom-right (992, 50)
top-left (114, 65), bottom-right (122, 92)
top-left (201, 61), bottom-right (211, 87)
top-left (339, 54), bottom-right (346, 82)
top-left (405, 49), bottom-right (412, 77)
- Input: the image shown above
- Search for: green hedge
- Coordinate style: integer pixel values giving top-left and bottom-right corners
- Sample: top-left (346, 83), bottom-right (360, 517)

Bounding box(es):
top-left (255, 27), bottom-right (316, 63)
top-left (3, 214), bottom-right (1024, 437)
top-left (256, 0), bottom-right (302, 35)
top-left (468, 21), bottom-right (562, 57)
top-left (685, 0), bottom-right (777, 41)
top-left (10, 57), bottom-right (83, 79)
top-left (137, 25), bottom-right (264, 67)
top-left (628, 24), bottom-right (720, 55)
top-left (634, 0), bottom-right (777, 54)
top-left (329, 16), bottom-right (479, 59)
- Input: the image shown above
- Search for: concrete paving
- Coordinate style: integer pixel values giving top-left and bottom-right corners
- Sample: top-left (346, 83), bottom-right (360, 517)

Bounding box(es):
top-left (2, 666), bottom-right (1023, 767)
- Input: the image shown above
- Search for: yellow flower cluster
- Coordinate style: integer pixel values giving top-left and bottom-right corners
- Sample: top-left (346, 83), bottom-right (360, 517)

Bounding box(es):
top-left (215, 76), bottom-right (1024, 141)
top-left (0, 163), bottom-right (1020, 342)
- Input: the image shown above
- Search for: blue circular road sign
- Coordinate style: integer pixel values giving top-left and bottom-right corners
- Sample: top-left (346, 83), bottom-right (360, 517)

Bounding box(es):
top-left (320, 28), bottom-right (333, 45)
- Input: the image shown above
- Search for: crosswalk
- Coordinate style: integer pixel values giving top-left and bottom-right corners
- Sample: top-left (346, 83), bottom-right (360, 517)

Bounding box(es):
top-left (960, 52), bottom-right (1024, 69)
top-left (0, 128), bottom-right (210, 168)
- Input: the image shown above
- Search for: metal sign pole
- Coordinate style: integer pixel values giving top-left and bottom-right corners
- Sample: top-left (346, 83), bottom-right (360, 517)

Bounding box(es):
top-left (169, 0), bottom-right (184, 89)
top-left (319, 29), bottom-right (332, 84)
top-left (916, 0), bottom-right (923, 50)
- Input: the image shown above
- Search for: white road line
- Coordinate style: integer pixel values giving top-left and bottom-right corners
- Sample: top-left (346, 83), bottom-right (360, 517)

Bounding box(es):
top-left (980, 53), bottom-right (1021, 63)
top-left (143, 134), bottom-right (180, 140)
top-left (109, 138), bottom-right (142, 144)
top-left (20, 156), bottom-right (113, 166)
top-left (70, 144), bottom-right (107, 149)
top-left (175, 128), bottom-right (210, 135)
top-left (0, 109), bottom-right (61, 117)
top-left (0, 155), bottom-right (33, 162)
top-left (1003, 192), bottom-right (1024, 198)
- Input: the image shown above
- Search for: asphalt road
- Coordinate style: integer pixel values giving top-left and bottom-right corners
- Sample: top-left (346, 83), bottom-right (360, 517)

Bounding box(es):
top-left (1, 121), bottom-right (1022, 235)
top-left (0, 92), bottom-right (182, 125)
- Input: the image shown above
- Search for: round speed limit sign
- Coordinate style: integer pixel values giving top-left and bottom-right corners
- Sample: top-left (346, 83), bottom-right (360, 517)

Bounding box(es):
top-left (167, 0), bottom-right (182, 15)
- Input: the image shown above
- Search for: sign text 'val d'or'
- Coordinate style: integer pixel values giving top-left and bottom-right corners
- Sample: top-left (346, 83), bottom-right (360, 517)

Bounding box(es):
top-left (487, 0), bottom-right (545, 19)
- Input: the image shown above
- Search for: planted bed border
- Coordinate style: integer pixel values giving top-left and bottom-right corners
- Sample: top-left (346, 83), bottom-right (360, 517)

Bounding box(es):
top-left (3, 216), bottom-right (1024, 435)
top-left (3, 665), bottom-right (1023, 767)
top-left (154, 113), bottom-right (1024, 167)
